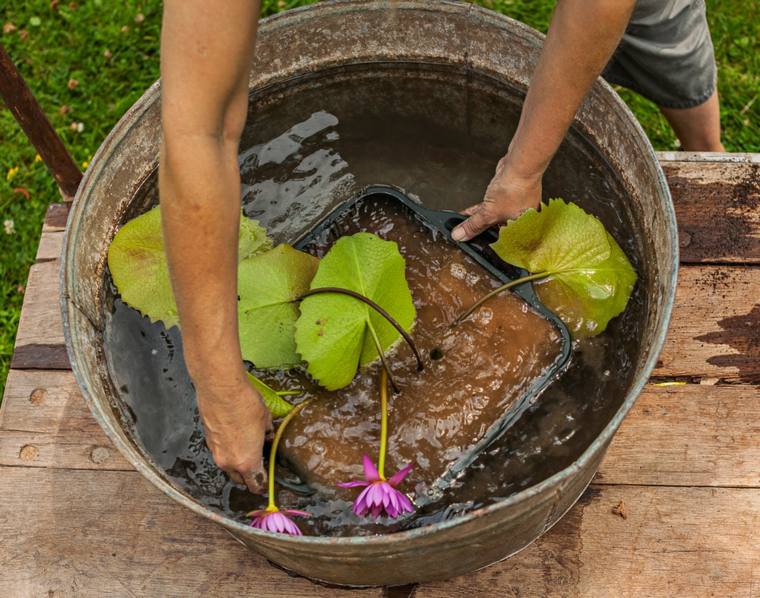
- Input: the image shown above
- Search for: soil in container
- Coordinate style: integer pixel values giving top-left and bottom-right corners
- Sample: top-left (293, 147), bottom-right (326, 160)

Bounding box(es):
top-left (277, 194), bottom-right (565, 503)
top-left (102, 63), bottom-right (646, 536)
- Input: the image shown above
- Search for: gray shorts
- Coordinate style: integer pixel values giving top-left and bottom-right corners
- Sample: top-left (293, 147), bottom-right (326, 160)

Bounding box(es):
top-left (602, 0), bottom-right (717, 109)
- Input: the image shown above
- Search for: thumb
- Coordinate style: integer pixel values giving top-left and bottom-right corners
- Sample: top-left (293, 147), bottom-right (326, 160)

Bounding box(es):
top-left (451, 207), bottom-right (494, 242)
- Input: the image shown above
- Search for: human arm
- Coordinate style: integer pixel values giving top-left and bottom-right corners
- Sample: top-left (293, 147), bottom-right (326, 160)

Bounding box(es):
top-left (159, 1), bottom-right (269, 493)
top-left (451, 0), bottom-right (636, 241)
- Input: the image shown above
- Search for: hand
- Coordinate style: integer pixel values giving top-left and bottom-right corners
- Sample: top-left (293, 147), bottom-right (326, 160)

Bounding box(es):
top-left (195, 376), bottom-right (272, 494)
top-left (451, 156), bottom-right (543, 242)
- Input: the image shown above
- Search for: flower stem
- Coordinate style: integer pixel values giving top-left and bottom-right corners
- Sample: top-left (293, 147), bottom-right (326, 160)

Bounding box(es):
top-left (452, 272), bottom-right (550, 326)
top-left (266, 399), bottom-right (312, 511)
top-left (378, 368), bottom-right (389, 480)
top-left (367, 321), bottom-right (399, 393)
top-left (299, 287), bottom-right (424, 372)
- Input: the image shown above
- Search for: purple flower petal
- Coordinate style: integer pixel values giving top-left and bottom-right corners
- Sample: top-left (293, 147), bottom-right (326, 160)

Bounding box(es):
top-left (388, 463), bottom-right (413, 486)
top-left (341, 459), bottom-right (417, 521)
top-left (249, 509), bottom-right (305, 536)
top-left (337, 480), bottom-right (369, 489)
top-left (366, 483), bottom-right (380, 506)
top-left (362, 454), bottom-right (381, 482)
top-left (388, 487), bottom-right (399, 512)
top-left (282, 509), bottom-right (310, 518)
top-left (282, 516), bottom-right (303, 536)
top-left (354, 486), bottom-right (372, 515)
top-left (397, 492), bottom-right (414, 514)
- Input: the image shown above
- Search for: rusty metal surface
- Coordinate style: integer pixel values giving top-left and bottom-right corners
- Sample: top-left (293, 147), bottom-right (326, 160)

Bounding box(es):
top-left (60, 0), bottom-right (677, 586)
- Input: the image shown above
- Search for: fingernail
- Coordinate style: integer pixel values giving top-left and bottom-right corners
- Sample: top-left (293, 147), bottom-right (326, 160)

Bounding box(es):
top-left (451, 226), bottom-right (466, 241)
top-left (254, 472), bottom-right (265, 490)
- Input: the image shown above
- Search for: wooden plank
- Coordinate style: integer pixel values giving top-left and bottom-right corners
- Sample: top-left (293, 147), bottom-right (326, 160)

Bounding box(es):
top-left (10, 259), bottom-right (67, 370)
top-left (0, 467), bottom-right (755, 597)
top-left (416, 485), bottom-right (760, 598)
top-left (3, 370), bottom-right (759, 488)
top-left (655, 266), bottom-right (760, 381)
top-left (0, 47), bottom-right (82, 199)
top-left (664, 161), bottom-right (760, 264)
top-left (12, 263), bottom-right (759, 379)
top-left (598, 384), bottom-right (760, 487)
top-left (9, 344), bottom-right (69, 369)
top-left (657, 151), bottom-right (760, 164)
top-left (0, 466), bottom-right (380, 598)
top-left (42, 202), bottom-right (70, 232)
top-left (35, 229), bottom-right (63, 262)
top-left (0, 429), bottom-right (132, 471)
top-left (0, 371), bottom-right (132, 471)
top-left (0, 369), bottom-right (101, 435)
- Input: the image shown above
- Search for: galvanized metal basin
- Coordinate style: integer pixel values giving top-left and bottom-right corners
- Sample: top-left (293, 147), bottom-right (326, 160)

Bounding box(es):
top-left (61, 0), bottom-right (677, 586)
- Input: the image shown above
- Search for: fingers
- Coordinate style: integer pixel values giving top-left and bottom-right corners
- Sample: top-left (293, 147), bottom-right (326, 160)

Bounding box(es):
top-left (460, 203), bottom-right (481, 217)
top-left (241, 468), bottom-right (267, 494)
top-left (224, 458), bottom-right (267, 494)
top-left (451, 206), bottom-right (497, 242)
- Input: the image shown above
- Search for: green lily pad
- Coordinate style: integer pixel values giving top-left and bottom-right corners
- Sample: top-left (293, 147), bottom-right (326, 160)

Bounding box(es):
top-left (237, 245), bottom-right (319, 368)
top-left (295, 232), bottom-right (416, 390)
top-left (490, 198), bottom-right (637, 337)
top-left (108, 206), bottom-right (271, 328)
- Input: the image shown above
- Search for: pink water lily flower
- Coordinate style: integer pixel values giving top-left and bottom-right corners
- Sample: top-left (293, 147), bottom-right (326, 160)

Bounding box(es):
top-left (338, 455), bottom-right (415, 519)
top-left (248, 507), bottom-right (310, 536)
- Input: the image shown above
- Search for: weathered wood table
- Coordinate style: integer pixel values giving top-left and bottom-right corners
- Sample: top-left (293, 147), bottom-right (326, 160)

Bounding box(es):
top-left (1, 153), bottom-right (758, 597)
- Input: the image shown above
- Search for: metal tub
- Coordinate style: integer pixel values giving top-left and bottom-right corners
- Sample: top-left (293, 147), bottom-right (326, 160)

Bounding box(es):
top-left (61, 0), bottom-right (677, 586)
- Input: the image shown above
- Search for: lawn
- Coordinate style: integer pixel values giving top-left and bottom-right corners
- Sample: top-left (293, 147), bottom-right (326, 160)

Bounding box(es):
top-left (1, 0), bottom-right (758, 396)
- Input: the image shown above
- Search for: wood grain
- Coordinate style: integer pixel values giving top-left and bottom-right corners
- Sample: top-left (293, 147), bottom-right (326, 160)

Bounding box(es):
top-left (15, 259), bottom-right (760, 380)
top-left (0, 47), bottom-right (82, 199)
top-left (0, 369), bottom-right (101, 435)
top-left (598, 383), bottom-right (760, 487)
top-left (3, 370), bottom-right (759, 489)
top-left (3, 156), bottom-right (760, 596)
top-left (35, 229), bottom-right (63, 262)
top-left (655, 266), bottom-right (760, 381)
top-left (12, 259), bottom-right (65, 352)
top-left (0, 467), bottom-right (756, 598)
top-left (416, 485), bottom-right (760, 598)
top-left (664, 161), bottom-right (760, 264)
top-left (0, 429), bottom-right (132, 471)
top-left (0, 467), bottom-right (379, 598)
top-left (42, 202), bottom-right (70, 232)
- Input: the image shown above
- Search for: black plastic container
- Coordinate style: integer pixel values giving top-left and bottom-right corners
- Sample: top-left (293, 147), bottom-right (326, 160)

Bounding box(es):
top-left (294, 185), bottom-right (573, 498)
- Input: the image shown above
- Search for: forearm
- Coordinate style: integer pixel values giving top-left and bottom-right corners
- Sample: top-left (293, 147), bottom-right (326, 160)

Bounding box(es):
top-left (159, 0), bottom-right (260, 386)
top-left (507, 0), bottom-right (636, 177)
top-left (160, 135), bottom-right (244, 385)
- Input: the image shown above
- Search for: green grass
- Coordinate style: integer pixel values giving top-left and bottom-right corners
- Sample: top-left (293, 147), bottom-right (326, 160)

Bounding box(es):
top-left (1, 0), bottom-right (757, 396)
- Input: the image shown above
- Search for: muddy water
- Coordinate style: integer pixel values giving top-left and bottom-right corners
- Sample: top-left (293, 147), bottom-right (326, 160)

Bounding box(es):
top-left (277, 196), bottom-right (563, 501)
top-left (103, 63), bottom-right (645, 536)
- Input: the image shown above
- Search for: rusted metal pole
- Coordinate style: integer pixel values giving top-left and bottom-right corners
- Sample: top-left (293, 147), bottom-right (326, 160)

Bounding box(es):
top-left (0, 43), bottom-right (82, 200)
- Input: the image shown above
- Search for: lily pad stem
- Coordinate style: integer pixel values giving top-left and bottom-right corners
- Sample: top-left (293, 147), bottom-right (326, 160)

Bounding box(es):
top-left (299, 287), bottom-right (424, 372)
top-left (453, 271), bottom-right (550, 326)
top-left (367, 322), bottom-right (399, 393)
top-left (266, 399), bottom-right (312, 511)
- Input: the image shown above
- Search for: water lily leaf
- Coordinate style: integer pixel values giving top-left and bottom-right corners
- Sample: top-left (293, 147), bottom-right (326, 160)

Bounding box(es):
top-left (295, 232), bottom-right (416, 391)
top-left (246, 372), bottom-right (293, 418)
top-left (108, 206), bottom-right (272, 328)
top-left (238, 245), bottom-right (319, 368)
top-left (490, 198), bottom-right (637, 337)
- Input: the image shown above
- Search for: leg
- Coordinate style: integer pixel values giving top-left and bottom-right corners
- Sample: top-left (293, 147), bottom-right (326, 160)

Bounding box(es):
top-left (659, 89), bottom-right (725, 152)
